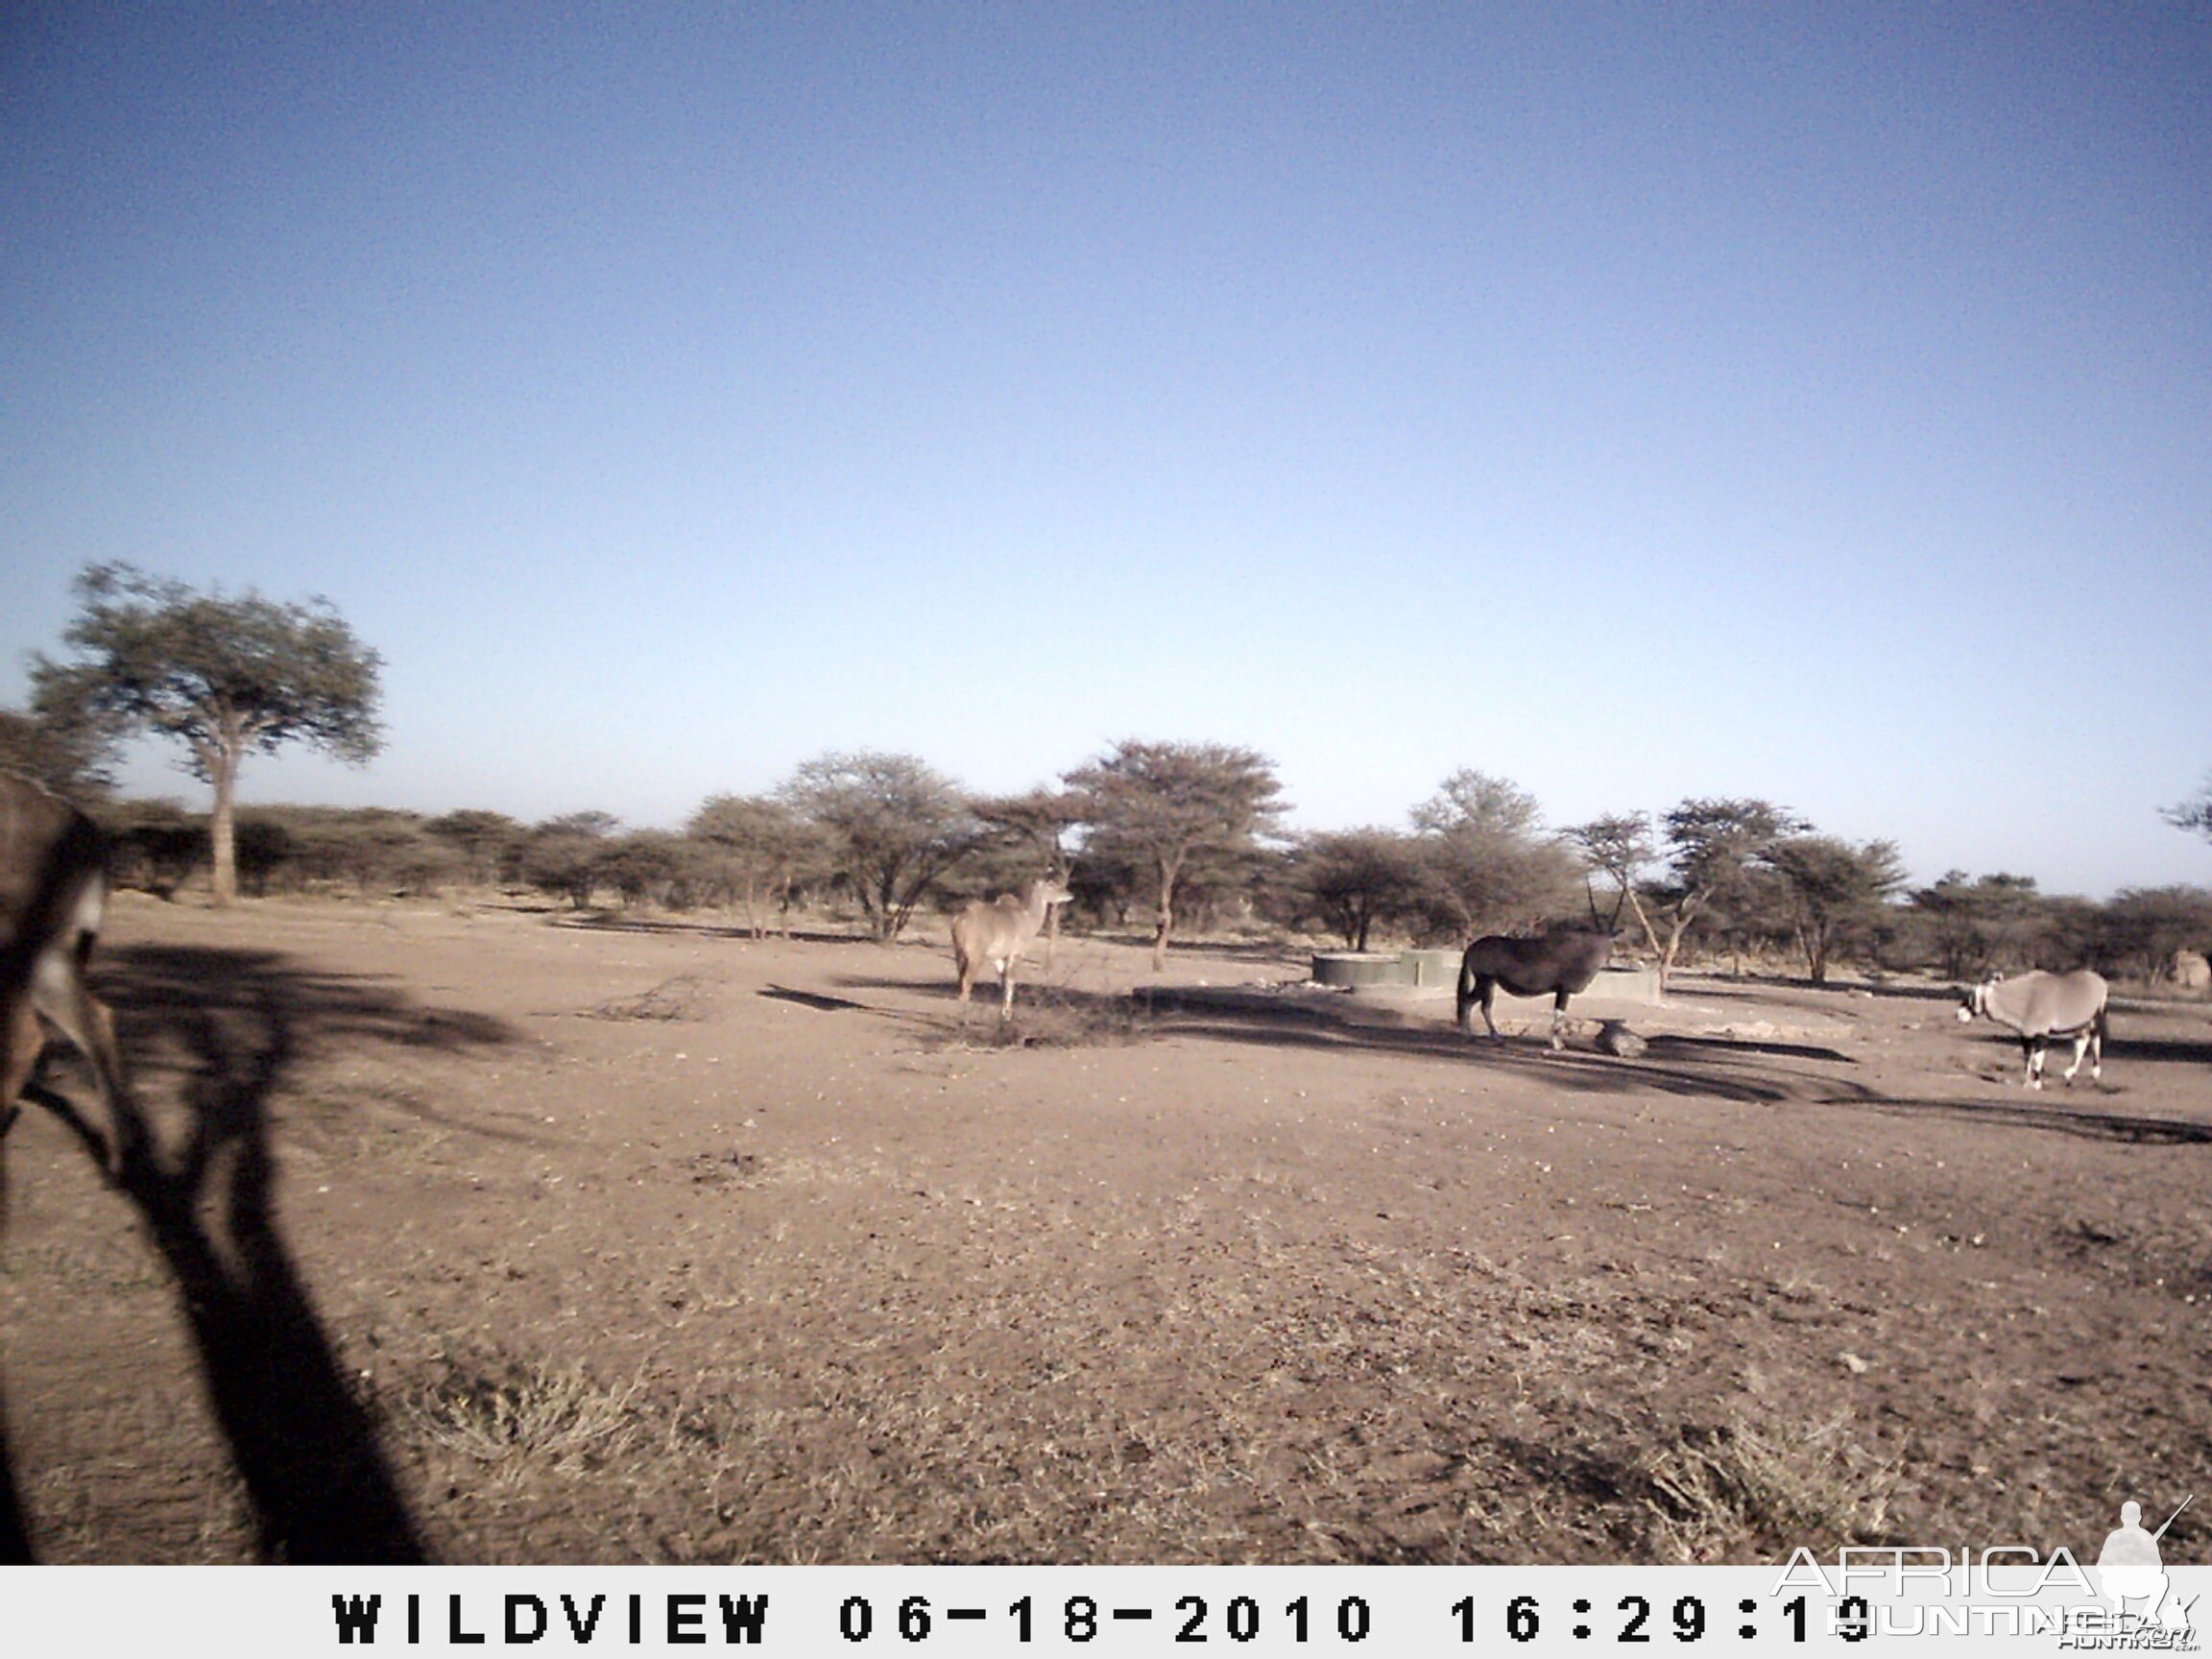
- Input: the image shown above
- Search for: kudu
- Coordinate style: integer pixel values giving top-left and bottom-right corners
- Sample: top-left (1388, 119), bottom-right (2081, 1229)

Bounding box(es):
top-left (1, 776), bottom-right (132, 1180)
top-left (950, 877), bottom-right (1072, 1017)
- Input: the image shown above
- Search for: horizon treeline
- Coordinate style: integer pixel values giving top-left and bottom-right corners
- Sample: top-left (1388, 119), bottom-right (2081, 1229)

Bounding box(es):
top-left (52, 742), bottom-right (2212, 990)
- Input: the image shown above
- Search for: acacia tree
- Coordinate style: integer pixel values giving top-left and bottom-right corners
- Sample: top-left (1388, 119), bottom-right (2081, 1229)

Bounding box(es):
top-left (1407, 769), bottom-right (1580, 941)
top-left (32, 565), bottom-right (383, 906)
top-left (686, 793), bottom-right (827, 937)
top-left (424, 810), bottom-right (526, 889)
top-left (781, 751), bottom-right (978, 941)
top-left (2099, 885), bottom-right (2212, 983)
top-left (1568, 811), bottom-right (1659, 937)
top-left (520, 811), bottom-right (619, 909)
top-left (1064, 740), bottom-right (1286, 969)
top-left (1909, 871), bottom-right (2048, 980)
top-left (1575, 800), bottom-right (1802, 989)
top-left (969, 786), bottom-right (1081, 871)
top-left (0, 703), bottom-right (115, 798)
top-left (1767, 834), bottom-right (1908, 983)
top-left (2166, 774), bottom-right (2212, 841)
top-left (1293, 827), bottom-right (1429, 951)
top-left (968, 786), bottom-right (1084, 962)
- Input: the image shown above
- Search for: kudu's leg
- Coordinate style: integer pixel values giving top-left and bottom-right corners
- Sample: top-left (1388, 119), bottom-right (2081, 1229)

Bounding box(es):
top-left (1480, 979), bottom-right (1504, 1042)
top-left (1549, 992), bottom-right (1570, 1051)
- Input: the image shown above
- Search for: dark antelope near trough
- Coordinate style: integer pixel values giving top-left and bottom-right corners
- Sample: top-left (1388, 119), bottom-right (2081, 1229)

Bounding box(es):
top-left (1, 776), bottom-right (133, 1184)
top-left (1958, 969), bottom-right (2107, 1090)
top-left (1457, 927), bottom-right (1617, 1051)
top-left (951, 876), bottom-right (1072, 1017)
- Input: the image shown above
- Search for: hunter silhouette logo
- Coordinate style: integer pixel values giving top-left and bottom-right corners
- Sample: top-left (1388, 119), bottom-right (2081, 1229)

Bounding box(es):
top-left (2097, 1495), bottom-right (2194, 1633)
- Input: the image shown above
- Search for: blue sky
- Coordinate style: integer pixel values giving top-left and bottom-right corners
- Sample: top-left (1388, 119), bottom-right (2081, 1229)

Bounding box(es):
top-left (4, 4), bottom-right (2207, 897)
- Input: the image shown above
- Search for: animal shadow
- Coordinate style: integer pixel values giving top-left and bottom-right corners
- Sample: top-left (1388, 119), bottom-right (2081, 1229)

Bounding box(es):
top-left (4, 942), bottom-right (513, 1563)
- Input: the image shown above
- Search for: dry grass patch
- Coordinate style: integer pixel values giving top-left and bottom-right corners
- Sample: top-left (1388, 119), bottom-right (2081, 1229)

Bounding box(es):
top-left (1638, 1413), bottom-right (1903, 1562)
top-left (939, 988), bottom-right (1153, 1051)
top-left (582, 975), bottom-right (713, 1022)
top-left (403, 1353), bottom-right (647, 1485)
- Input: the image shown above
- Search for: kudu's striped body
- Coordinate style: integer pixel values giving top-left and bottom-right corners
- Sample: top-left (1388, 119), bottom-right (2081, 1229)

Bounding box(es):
top-left (950, 877), bottom-right (1072, 1018)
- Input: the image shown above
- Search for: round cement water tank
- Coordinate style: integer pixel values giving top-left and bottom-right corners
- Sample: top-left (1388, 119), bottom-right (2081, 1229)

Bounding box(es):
top-left (1310, 952), bottom-right (1407, 989)
top-left (1401, 949), bottom-right (1461, 989)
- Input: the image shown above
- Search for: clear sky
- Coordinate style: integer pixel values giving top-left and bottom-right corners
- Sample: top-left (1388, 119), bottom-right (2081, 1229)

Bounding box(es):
top-left (4, 4), bottom-right (2207, 898)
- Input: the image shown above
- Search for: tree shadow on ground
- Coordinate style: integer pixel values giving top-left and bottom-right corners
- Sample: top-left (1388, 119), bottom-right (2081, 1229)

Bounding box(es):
top-left (2109, 1032), bottom-right (2212, 1066)
top-left (1120, 987), bottom-right (2212, 1143)
top-left (0, 1396), bottom-right (28, 1561)
top-left (549, 913), bottom-right (877, 948)
top-left (1082, 933), bottom-right (1310, 968)
top-left (4, 942), bottom-right (514, 1563)
top-left (759, 984), bottom-right (871, 1013)
top-left (1849, 1094), bottom-right (2212, 1144)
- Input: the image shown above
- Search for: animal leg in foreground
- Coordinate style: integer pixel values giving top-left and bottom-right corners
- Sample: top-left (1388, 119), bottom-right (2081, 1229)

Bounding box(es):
top-left (1, 776), bottom-right (135, 1173)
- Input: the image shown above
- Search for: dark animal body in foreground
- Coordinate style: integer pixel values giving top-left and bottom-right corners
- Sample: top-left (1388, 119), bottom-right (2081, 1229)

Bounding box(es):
top-left (1958, 969), bottom-right (2108, 1089)
top-left (1457, 927), bottom-right (1617, 1051)
top-left (0, 775), bottom-right (132, 1174)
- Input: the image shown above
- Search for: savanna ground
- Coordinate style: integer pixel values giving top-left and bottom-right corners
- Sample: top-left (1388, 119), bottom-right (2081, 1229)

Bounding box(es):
top-left (1, 894), bottom-right (2207, 1566)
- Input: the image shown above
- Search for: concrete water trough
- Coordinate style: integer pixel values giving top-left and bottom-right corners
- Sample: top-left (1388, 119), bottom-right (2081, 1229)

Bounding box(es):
top-left (1401, 948), bottom-right (1461, 990)
top-left (1310, 950), bottom-right (1663, 1007)
top-left (1310, 951), bottom-right (1409, 989)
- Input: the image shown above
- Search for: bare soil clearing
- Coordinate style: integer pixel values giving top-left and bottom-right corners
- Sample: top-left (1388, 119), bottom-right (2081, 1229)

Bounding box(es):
top-left (3, 896), bottom-right (2207, 1564)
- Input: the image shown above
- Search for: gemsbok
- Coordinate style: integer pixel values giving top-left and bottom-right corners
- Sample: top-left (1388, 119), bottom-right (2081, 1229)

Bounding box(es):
top-left (1, 775), bottom-right (132, 1174)
top-left (1958, 969), bottom-right (2108, 1090)
top-left (1457, 926), bottom-right (1618, 1052)
top-left (950, 876), bottom-right (1072, 1017)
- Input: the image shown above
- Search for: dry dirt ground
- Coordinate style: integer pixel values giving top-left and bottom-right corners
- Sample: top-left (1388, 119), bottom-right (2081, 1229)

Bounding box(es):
top-left (2, 895), bottom-right (2208, 1565)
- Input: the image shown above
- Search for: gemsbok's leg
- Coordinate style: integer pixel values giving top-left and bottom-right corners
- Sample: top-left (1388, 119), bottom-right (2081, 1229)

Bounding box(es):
top-left (1479, 980), bottom-right (1504, 1042)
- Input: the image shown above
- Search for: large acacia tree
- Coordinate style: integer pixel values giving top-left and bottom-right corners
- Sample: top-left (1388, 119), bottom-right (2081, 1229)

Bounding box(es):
top-left (1293, 827), bottom-right (1429, 951)
top-left (686, 793), bottom-right (828, 937)
top-left (1571, 799), bottom-right (1803, 990)
top-left (1064, 739), bottom-right (1286, 969)
top-left (33, 565), bottom-right (384, 906)
top-left (780, 751), bottom-right (979, 941)
top-left (1767, 834), bottom-right (1908, 982)
top-left (1408, 769), bottom-right (1581, 940)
